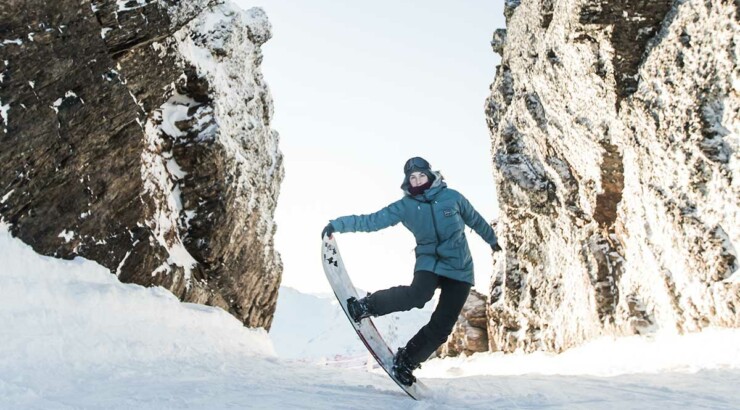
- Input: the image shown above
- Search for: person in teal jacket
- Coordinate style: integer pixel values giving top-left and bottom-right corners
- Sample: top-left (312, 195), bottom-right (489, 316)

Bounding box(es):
top-left (321, 157), bottom-right (501, 386)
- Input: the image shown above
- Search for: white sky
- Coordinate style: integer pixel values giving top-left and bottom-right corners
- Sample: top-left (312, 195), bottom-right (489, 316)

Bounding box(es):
top-left (238, 1), bottom-right (507, 294)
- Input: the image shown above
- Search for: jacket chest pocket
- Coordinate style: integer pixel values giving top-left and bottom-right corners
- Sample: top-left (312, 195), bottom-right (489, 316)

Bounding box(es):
top-left (439, 207), bottom-right (462, 237)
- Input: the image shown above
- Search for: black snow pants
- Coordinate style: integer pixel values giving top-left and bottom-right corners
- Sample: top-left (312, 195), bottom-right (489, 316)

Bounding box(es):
top-left (367, 270), bottom-right (471, 366)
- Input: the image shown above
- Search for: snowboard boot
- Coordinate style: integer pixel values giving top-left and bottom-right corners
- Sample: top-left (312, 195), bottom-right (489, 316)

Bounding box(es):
top-left (392, 347), bottom-right (420, 386)
top-left (346, 295), bottom-right (375, 323)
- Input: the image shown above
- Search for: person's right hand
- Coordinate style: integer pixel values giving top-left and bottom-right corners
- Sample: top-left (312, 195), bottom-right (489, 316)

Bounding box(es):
top-left (491, 243), bottom-right (502, 253)
top-left (321, 223), bottom-right (335, 239)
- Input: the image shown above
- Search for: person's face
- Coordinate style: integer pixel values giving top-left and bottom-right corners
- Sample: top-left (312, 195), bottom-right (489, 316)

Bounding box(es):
top-left (409, 171), bottom-right (429, 188)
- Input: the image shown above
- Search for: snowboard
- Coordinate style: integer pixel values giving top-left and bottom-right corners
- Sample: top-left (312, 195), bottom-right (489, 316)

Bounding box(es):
top-left (321, 235), bottom-right (426, 400)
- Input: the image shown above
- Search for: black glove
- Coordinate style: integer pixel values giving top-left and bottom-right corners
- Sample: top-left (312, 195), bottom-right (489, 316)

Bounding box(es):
top-left (321, 223), bottom-right (335, 239)
top-left (491, 242), bottom-right (502, 252)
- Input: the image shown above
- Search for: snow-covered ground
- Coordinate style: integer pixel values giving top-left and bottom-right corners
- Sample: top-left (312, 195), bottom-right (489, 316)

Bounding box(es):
top-left (270, 286), bottom-right (435, 361)
top-left (1, 222), bottom-right (739, 409)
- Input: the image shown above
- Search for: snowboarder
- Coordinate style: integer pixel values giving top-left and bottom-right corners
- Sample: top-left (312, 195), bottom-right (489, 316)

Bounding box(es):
top-left (321, 156), bottom-right (501, 386)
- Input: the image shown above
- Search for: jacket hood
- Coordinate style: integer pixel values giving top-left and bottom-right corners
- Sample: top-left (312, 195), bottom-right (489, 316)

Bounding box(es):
top-left (401, 170), bottom-right (446, 200)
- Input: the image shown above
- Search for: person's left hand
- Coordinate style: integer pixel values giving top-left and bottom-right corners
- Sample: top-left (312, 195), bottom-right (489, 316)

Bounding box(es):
top-left (491, 243), bottom-right (502, 253)
top-left (321, 223), bottom-right (335, 239)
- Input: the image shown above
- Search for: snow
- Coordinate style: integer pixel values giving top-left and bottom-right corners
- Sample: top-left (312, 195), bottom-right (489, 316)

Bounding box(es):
top-left (0, 223), bottom-right (739, 408)
top-left (158, 90), bottom-right (197, 138)
top-left (273, 286), bottom-right (739, 382)
top-left (140, 86), bottom-right (200, 282)
top-left (420, 329), bottom-right (740, 379)
top-left (271, 286), bottom-right (436, 360)
top-left (50, 97), bottom-right (62, 113)
top-left (166, 157), bottom-right (186, 179)
top-left (128, 89), bottom-right (144, 112)
top-left (66, 90), bottom-right (83, 104)
top-left (158, 0), bottom-right (212, 32)
top-left (57, 229), bottom-right (74, 242)
top-left (115, 245), bottom-right (135, 276)
top-left (0, 98), bottom-right (9, 131)
top-left (51, 91), bottom-right (83, 113)
top-left (726, 271), bottom-right (740, 283)
top-left (117, 0), bottom-right (148, 12)
top-left (1, 189), bottom-right (14, 203)
top-left (1, 38), bottom-right (22, 46)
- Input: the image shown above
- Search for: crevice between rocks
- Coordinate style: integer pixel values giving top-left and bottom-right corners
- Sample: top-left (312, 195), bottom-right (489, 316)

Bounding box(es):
top-left (589, 139), bottom-right (627, 324)
top-left (594, 141), bottom-right (624, 229)
top-left (579, 0), bottom-right (675, 107)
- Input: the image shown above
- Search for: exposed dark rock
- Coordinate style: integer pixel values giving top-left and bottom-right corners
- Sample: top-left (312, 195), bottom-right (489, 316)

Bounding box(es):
top-left (593, 140), bottom-right (624, 229)
top-left (579, 0), bottom-right (675, 105)
top-left (0, 0), bottom-right (283, 330)
top-left (484, 64), bottom-right (514, 136)
top-left (490, 28), bottom-right (507, 56)
top-left (699, 97), bottom-right (732, 164)
top-left (504, 0), bottom-right (521, 24)
top-left (541, 0), bottom-right (554, 29)
top-left (524, 92), bottom-right (547, 130)
top-left (437, 290), bottom-right (490, 358)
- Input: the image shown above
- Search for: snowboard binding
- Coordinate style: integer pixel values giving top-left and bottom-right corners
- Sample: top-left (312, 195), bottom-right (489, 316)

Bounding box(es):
top-left (346, 295), bottom-right (375, 323)
top-left (392, 347), bottom-right (420, 386)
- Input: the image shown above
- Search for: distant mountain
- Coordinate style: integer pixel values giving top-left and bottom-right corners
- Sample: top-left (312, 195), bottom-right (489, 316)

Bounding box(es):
top-left (270, 287), bottom-right (436, 361)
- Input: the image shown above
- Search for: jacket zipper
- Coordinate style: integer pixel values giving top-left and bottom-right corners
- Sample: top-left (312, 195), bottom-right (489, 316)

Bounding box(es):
top-left (429, 200), bottom-right (440, 272)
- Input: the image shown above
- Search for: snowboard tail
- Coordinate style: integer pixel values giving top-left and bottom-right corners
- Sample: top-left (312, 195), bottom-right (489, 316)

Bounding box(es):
top-left (321, 236), bottom-right (425, 400)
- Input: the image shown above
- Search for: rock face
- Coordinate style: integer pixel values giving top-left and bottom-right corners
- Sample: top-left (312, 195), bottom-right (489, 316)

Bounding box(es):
top-left (484, 0), bottom-right (739, 353)
top-left (437, 289), bottom-right (489, 358)
top-left (0, 0), bottom-right (284, 329)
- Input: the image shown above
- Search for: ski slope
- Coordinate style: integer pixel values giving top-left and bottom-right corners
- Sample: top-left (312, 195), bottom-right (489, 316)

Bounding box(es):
top-left (1, 223), bottom-right (739, 409)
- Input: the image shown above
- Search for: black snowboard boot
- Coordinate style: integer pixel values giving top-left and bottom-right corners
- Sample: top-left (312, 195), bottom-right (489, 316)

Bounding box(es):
top-left (346, 295), bottom-right (374, 323)
top-left (392, 347), bottom-right (420, 386)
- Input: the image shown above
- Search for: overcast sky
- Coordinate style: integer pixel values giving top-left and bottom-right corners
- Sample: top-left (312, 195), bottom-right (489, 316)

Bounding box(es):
top-left (236, 0), bottom-right (507, 294)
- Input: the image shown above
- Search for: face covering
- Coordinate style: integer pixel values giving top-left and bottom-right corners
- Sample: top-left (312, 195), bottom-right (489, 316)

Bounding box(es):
top-left (408, 179), bottom-right (433, 196)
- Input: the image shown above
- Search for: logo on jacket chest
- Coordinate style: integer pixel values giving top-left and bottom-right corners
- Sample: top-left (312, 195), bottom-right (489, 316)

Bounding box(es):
top-left (443, 209), bottom-right (454, 217)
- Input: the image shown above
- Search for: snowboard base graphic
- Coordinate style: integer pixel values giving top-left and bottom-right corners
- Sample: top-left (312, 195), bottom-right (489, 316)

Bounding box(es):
top-left (321, 236), bottom-right (425, 400)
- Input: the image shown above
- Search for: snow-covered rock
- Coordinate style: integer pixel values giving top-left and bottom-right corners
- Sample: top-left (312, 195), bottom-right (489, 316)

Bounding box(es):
top-left (0, 0), bottom-right (283, 329)
top-left (485, 0), bottom-right (739, 352)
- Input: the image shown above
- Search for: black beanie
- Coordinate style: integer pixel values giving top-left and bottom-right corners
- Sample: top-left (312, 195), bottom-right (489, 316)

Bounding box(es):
top-left (403, 157), bottom-right (434, 180)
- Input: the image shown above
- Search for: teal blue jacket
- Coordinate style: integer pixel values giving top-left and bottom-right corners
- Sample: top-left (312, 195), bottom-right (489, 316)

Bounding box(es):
top-left (330, 172), bottom-right (497, 285)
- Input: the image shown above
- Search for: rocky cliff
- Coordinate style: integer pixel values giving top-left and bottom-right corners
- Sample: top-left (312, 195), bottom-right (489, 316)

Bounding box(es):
top-left (480, 0), bottom-right (739, 353)
top-left (0, 0), bottom-right (283, 329)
